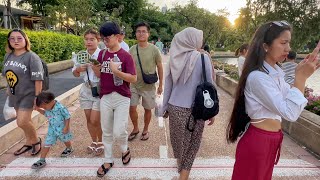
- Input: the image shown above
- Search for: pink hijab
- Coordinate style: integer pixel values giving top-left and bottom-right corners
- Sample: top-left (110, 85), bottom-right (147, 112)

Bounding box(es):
top-left (169, 27), bottom-right (203, 84)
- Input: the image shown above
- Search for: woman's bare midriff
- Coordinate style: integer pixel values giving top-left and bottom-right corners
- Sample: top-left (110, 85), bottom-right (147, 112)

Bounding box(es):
top-left (251, 118), bottom-right (281, 132)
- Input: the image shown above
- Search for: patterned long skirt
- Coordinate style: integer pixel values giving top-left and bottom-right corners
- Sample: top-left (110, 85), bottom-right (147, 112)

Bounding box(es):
top-left (167, 104), bottom-right (205, 172)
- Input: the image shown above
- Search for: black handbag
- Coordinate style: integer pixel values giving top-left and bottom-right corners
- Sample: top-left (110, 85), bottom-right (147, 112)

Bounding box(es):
top-left (86, 69), bottom-right (99, 97)
top-left (136, 45), bottom-right (158, 84)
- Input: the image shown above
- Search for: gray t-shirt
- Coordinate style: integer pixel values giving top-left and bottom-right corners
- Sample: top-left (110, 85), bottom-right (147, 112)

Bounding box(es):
top-left (2, 51), bottom-right (44, 96)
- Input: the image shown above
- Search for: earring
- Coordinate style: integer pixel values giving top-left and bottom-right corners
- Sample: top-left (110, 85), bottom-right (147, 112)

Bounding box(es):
top-left (265, 49), bottom-right (268, 53)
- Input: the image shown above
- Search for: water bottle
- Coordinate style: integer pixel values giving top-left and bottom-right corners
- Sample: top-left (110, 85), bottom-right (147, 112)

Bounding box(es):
top-left (113, 54), bottom-right (123, 86)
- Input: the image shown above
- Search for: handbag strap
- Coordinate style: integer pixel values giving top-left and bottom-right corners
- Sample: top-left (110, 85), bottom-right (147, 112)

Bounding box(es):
top-left (86, 69), bottom-right (92, 87)
top-left (201, 54), bottom-right (207, 83)
top-left (136, 45), bottom-right (145, 74)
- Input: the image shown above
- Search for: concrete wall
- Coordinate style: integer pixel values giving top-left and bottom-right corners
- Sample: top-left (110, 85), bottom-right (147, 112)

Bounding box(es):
top-left (0, 60), bottom-right (74, 89)
top-left (215, 72), bottom-right (320, 156)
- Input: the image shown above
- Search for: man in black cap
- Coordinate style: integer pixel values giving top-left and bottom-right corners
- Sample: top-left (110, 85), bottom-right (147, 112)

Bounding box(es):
top-left (92, 21), bottom-right (137, 177)
top-left (119, 29), bottom-right (130, 52)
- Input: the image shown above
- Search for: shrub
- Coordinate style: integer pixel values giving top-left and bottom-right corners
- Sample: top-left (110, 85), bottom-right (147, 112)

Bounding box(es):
top-left (304, 87), bottom-right (320, 115)
top-left (124, 39), bottom-right (137, 48)
top-left (0, 29), bottom-right (83, 71)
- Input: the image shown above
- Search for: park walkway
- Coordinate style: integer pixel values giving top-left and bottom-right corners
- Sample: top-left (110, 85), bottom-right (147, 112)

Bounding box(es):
top-left (0, 55), bottom-right (319, 180)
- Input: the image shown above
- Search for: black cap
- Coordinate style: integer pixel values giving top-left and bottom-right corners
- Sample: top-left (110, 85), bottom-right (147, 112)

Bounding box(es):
top-left (287, 51), bottom-right (296, 60)
top-left (99, 21), bottom-right (120, 37)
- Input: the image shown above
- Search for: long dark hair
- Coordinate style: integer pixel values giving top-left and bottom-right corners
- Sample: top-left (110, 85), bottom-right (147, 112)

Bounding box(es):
top-left (226, 21), bottom-right (292, 143)
top-left (235, 43), bottom-right (249, 56)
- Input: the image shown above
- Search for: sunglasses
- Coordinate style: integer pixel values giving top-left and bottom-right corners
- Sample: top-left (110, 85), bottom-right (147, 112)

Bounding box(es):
top-left (271, 20), bottom-right (290, 27)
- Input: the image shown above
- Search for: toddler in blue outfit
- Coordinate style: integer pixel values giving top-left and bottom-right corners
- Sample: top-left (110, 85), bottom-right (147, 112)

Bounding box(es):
top-left (31, 91), bottom-right (74, 169)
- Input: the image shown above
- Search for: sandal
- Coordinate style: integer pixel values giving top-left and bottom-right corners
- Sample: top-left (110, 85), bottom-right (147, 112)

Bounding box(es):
top-left (128, 131), bottom-right (139, 141)
top-left (140, 132), bottom-right (149, 141)
top-left (122, 148), bottom-right (131, 165)
top-left (87, 142), bottom-right (97, 154)
top-left (97, 162), bottom-right (113, 178)
top-left (61, 147), bottom-right (74, 157)
top-left (14, 145), bottom-right (32, 156)
top-left (94, 142), bottom-right (104, 156)
top-left (31, 159), bottom-right (47, 169)
top-left (31, 138), bottom-right (42, 156)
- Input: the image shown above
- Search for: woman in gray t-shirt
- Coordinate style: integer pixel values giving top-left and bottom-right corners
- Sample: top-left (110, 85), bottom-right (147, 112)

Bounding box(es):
top-left (1, 29), bottom-right (43, 156)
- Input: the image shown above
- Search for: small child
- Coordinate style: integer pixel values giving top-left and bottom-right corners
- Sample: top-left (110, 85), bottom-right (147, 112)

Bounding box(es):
top-left (31, 91), bottom-right (74, 169)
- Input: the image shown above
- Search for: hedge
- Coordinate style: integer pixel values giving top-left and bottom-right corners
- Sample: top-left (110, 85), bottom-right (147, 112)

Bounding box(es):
top-left (124, 39), bottom-right (137, 48)
top-left (0, 29), bottom-right (83, 71)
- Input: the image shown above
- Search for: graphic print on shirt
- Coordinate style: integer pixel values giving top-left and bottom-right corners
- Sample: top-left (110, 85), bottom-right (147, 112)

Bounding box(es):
top-left (100, 57), bottom-right (113, 74)
top-left (5, 70), bottom-right (19, 95)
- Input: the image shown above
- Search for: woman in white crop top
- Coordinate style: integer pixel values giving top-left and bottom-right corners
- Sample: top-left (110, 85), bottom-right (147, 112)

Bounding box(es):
top-left (72, 29), bottom-right (103, 156)
top-left (226, 21), bottom-right (320, 180)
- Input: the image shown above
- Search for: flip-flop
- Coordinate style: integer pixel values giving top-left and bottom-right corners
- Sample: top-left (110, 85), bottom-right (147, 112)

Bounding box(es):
top-left (122, 148), bottom-right (131, 165)
top-left (31, 138), bottom-right (42, 156)
top-left (128, 131), bottom-right (139, 141)
top-left (140, 132), bottom-right (149, 141)
top-left (14, 145), bottom-right (32, 156)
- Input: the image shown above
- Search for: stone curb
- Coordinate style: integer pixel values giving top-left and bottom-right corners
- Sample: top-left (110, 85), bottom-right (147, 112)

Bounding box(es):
top-left (215, 71), bottom-right (320, 157)
top-left (0, 84), bottom-right (81, 155)
top-left (0, 59), bottom-right (74, 89)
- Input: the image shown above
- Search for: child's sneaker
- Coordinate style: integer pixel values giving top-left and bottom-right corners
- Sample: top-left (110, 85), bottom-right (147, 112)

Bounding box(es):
top-left (61, 147), bottom-right (74, 157)
top-left (31, 159), bottom-right (46, 169)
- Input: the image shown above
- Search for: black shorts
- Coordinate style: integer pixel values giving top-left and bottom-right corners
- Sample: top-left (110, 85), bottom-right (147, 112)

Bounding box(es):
top-left (9, 94), bottom-right (34, 110)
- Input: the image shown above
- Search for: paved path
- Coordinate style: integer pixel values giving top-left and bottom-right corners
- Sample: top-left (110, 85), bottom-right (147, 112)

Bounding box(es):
top-left (0, 54), bottom-right (319, 179)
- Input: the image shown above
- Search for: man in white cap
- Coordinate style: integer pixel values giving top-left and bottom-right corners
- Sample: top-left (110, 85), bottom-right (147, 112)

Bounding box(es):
top-left (119, 29), bottom-right (130, 52)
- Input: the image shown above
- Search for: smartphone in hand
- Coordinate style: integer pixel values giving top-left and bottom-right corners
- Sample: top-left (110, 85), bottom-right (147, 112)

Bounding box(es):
top-left (89, 59), bottom-right (100, 65)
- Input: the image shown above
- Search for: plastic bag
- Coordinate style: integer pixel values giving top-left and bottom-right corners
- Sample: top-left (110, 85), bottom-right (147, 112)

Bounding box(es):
top-left (3, 96), bottom-right (16, 121)
top-left (154, 95), bottom-right (163, 117)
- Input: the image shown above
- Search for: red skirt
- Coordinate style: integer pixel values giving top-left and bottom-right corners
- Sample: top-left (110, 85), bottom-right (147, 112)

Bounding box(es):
top-left (232, 125), bottom-right (283, 180)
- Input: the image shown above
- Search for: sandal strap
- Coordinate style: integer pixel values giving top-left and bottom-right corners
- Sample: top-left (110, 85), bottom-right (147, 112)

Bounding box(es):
top-left (122, 148), bottom-right (130, 160)
top-left (34, 160), bottom-right (45, 167)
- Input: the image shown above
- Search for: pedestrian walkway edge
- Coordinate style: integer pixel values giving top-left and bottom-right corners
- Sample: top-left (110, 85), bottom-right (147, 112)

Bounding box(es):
top-left (0, 84), bottom-right (82, 155)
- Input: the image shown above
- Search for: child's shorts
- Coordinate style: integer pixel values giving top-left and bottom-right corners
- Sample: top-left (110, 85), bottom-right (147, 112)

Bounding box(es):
top-left (45, 128), bottom-right (73, 146)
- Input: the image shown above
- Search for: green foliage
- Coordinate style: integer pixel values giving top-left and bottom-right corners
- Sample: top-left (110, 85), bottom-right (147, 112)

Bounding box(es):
top-left (234, 0), bottom-right (320, 51)
top-left (212, 60), bottom-right (239, 80)
top-left (170, 0), bottom-right (231, 50)
top-left (124, 39), bottom-right (137, 48)
top-left (0, 29), bottom-right (83, 71)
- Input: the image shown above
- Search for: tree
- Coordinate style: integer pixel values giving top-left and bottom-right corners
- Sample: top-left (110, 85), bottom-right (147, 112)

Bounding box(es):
top-left (170, 0), bottom-right (229, 49)
top-left (18, 0), bottom-right (59, 16)
top-left (46, 0), bottom-right (94, 35)
top-left (245, 0), bottom-right (320, 50)
top-left (93, 0), bottom-right (146, 24)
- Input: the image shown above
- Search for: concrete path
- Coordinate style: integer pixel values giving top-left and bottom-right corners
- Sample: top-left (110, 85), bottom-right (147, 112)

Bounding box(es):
top-left (0, 54), bottom-right (319, 179)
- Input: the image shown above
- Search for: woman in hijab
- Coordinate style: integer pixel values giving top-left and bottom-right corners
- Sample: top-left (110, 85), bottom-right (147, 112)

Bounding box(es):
top-left (161, 27), bottom-right (215, 179)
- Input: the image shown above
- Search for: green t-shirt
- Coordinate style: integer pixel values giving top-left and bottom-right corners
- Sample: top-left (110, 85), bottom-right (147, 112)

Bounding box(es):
top-left (129, 43), bottom-right (162, 91)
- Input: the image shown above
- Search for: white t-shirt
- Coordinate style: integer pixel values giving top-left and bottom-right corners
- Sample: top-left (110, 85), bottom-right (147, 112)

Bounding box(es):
top-left (238, 55), bottom-right (245, 76)
top-left (72, 48), bottom-right (101, 83)
top-left (120, 41), bottom-right (130, 52)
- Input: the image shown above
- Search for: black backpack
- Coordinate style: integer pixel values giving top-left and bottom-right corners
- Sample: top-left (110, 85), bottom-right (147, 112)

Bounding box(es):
top-left (41, 59), bottom-right (49, 91)
top-left (187, 54), bottom-right (219, 131)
